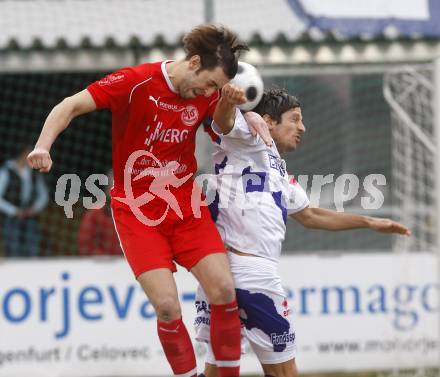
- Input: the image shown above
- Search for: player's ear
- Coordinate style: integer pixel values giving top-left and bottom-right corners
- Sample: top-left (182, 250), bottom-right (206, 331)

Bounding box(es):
top-left (263, 114), bottom-right (276, 130)
top-left (188, 55), bottom-right (201, 71)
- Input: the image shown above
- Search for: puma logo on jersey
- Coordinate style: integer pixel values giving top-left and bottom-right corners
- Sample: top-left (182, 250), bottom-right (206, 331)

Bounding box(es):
top-left (148, 95), bottom-right (160, 107)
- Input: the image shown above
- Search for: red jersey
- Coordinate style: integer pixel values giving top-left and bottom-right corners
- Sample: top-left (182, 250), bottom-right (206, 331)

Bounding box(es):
top-left (87, 61), bottom-right (220, 202)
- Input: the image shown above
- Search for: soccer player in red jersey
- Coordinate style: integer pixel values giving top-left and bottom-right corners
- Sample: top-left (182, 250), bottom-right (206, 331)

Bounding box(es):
top-left (27, 24), bottom-right (270, 377)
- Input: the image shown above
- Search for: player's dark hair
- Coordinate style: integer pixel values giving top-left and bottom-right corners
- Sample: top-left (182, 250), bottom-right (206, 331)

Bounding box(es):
top-left (183, 23), bottom-right (249, 79)
top-left (253, 89), bottom-right (301, 123)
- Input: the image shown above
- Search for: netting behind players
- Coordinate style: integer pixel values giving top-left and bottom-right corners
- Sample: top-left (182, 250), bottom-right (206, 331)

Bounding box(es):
top-left (265, 65), bottom-right (437, 253)
top-left (0, 64), bottom-right (437, 256)
top-left (0, 72), bottom-right (112, 256)
top-left (383, 65), bottom-right (437, 252)
top-left (266, 70), bottom-right (393, 251)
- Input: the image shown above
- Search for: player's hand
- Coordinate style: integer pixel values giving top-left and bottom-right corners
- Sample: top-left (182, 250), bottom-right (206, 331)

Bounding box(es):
top-left (221, 83), bottom-right (247, 106)
top-left (243, 111), bottom-right (273, 147)
top-left (27, 148), bottom-right (53, 173)
top-left (368, 217), bottom-right (411, 236)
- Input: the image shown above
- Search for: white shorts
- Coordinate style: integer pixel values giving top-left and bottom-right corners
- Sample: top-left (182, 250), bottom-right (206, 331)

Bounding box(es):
top-left (194, 252), bottom-right (296, 364)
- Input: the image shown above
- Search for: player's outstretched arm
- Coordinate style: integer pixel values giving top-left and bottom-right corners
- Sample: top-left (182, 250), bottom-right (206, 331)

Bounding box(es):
top-left (213, 83), bottom-right (246, 135)
top-left (28, 89), bottom-right (97, 173)
top-left (291, 207), bottom-right (411, 236)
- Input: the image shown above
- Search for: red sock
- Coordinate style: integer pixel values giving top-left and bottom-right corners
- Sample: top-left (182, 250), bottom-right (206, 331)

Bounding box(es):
top-left (210, 300), bottom-right (241, 377)
top-left (157, 317), bottom-right (197, 377)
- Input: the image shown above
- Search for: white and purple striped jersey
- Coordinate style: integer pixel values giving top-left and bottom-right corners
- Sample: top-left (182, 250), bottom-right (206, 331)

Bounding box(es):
top-left (208, 109), bottom-right (309, 262)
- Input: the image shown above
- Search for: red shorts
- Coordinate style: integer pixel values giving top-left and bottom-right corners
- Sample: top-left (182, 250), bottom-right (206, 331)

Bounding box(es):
top-left (110, 197), bottom-right (225, 278)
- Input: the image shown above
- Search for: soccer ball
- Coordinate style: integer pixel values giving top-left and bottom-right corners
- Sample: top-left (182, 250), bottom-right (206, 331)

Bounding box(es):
top-left (231, 61), bottom-right (264, 112)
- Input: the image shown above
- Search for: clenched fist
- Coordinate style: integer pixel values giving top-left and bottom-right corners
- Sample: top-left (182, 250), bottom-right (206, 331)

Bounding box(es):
top-left (221, 83), bottom-right (247, 106)
top-left (27, 148), bottom-right (53, 173)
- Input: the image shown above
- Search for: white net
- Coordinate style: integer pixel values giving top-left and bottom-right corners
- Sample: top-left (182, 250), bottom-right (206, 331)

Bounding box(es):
top-left (383, 64), bottom-right (440, 377)
top-left (383, 65), bottom-right (437, 253)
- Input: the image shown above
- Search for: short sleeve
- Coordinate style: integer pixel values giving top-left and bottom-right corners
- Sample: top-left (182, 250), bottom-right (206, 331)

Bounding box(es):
top-left (211, 108), bottom-right (255, 143)
top-left (286, 177), bottom-right (310, 215)
top-left (87, 68), bottom-right (137, 111)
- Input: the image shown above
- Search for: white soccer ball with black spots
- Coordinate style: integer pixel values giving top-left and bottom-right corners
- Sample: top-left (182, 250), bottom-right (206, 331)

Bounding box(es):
top-left (231, 61), bottom-right (264, 112)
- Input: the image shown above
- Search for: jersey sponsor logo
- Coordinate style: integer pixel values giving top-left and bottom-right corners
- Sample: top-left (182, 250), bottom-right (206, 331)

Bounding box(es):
top-left (270, 331), bottom-right (296, 346)
top-left (195, 300), bottom-right (211, 314)
top-left (236, 288), bottom-right (292, 352)
top-left (144, 122), bottom-right (189, 146)
top-left (181, 105), bottom-right (199, 127)
top-left (269, 154), bottom-right (286, 177)
top-left (98, 72), bottom-right (125, 86)
top-left (159, 102), bottom-right (185, 112)
top-left (128, 162), bottom-right (188, 177)
top-left (148, 95), bottom-right (185, 112)
top-left (194, 316), bottom-right (210, 327)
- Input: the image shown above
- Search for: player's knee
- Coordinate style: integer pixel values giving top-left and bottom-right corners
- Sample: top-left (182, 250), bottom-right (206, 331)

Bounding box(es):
top-left (155, 296), bottom-right (181, 321)
top-left (262, 364), bottom-right (277, 377)
top-left (262, 359), bottom-right (298, 377)
top-left (207, 278), bottom-right (236, 304)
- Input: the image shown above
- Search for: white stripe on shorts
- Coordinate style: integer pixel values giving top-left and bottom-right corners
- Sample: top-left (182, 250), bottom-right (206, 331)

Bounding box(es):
top-left (216, 359), bottom-right (240, 367)
top-left (175, 367), bottom-right (197, 377)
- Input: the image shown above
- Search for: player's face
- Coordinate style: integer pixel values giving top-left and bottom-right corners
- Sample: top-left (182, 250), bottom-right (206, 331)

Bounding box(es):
top-left (179, 57), bottom-right (230, 99)
top-left (271, 107), bottom-right (305, 153)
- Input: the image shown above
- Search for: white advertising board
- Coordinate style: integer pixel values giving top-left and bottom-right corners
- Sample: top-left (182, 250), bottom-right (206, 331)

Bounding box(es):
top-left (0, 253), bottom-right (438, 376)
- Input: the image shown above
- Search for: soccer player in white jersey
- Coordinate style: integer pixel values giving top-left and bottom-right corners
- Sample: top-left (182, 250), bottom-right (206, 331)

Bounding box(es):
top-left (195, 88), bottom-right (410, 377)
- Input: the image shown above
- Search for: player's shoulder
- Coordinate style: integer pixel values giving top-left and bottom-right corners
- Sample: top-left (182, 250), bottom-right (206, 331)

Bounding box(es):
top-left (127, 61), bottom-right (161, 79)
top-left (96, 63), bottom-right (155, 89)
top-left (102, 62), bottom-right (162, 96)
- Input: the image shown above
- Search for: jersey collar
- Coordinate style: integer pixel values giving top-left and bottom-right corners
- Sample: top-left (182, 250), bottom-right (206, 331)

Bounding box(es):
top-left (161, 60), bottom-right (178, 94)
